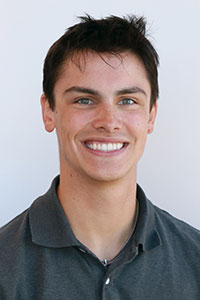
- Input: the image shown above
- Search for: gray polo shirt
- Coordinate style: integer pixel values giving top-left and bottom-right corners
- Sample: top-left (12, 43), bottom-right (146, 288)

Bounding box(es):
top-left (0, 176), bottom-right (200, 299)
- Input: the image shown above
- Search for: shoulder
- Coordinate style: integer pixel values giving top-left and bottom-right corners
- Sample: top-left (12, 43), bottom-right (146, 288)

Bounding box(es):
top-left (153, 204), bottom-right (200, 252)
top-left (0, 209), bottom-right (30, 254)
top-left (0, 207), bottom-right (36, 295)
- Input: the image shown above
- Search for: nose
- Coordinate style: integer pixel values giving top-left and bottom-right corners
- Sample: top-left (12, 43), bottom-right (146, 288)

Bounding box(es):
top-left (92, 103), bottom-right (122, 133)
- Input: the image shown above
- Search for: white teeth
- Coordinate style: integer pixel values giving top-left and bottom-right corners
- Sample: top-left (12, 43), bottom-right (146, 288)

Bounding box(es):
top-left (102, 144), bottom-right (107, 151)
top-left (107, 143), bottom-right (113, 151)
top-left (86, 142), bottom-right (124, 152)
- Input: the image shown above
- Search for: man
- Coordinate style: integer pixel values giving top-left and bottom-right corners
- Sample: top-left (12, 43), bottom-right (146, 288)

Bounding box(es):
top-left (0, 15), bottom-right (199, 299)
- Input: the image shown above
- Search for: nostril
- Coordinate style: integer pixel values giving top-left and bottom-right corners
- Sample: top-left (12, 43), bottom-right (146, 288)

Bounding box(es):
top-left (96, 125), bottom-right (120, 133)
top-left (92, 116), bottom-right (121, 132)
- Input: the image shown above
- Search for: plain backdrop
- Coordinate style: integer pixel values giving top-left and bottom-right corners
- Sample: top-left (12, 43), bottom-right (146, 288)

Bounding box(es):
top-left (0, 0), bottom-right (200, 229)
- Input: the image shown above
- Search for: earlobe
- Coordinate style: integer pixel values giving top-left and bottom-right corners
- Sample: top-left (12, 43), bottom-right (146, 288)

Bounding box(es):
top-left (40, 94), bottom-right (55, 132)
top-left (148, 101), bottom-right (157, 134)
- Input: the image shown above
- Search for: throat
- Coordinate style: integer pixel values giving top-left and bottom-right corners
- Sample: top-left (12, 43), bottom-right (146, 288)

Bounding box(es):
top-left (98, 198), bottom-right (139, 265)
top-left (58, 173), bottom-right (138, 264)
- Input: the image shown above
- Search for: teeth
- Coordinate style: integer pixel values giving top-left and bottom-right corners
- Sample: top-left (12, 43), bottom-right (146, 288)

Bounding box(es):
top-left (107, 143), bottom-right (113, 151)
top-left (86, 142), bottom-right (124, 152)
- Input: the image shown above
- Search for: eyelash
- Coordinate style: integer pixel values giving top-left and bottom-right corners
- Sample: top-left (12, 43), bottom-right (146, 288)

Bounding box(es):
top-left (75, 98), bottom-right (94, 105)
top-left (118, 98), bottom-right (136, 105)
top-left (75, 97), bottom-right (137, 105)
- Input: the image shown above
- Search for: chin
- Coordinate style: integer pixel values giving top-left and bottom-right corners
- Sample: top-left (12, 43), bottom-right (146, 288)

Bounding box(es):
top-left (85, 166), bottom-right (134, 183)
top-left (91, 174), bottom-right (121, 182)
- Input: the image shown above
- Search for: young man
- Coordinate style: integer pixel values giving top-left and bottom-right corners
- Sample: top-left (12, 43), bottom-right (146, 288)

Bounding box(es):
top-left (0, 15), bottom-right (199, 299)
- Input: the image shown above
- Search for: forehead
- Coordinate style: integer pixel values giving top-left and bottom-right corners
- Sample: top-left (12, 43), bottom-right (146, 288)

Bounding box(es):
top-left (54, 51), bottom-right (151, 96)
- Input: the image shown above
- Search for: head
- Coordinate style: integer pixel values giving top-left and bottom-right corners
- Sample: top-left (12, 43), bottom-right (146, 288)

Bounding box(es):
top-left (41, 16), bottom-right (158, 183)
top-left (42, 14), bottom-right (159, 111)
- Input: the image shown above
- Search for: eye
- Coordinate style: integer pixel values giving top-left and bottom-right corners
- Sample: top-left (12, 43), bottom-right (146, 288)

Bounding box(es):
top-left (76, 98), bottom-right (94, 105)
top-left (118, 98), bottom-right (136, 105)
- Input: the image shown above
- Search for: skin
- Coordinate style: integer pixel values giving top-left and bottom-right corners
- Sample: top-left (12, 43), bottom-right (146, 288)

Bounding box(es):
top-left (41, 51), bottom-right (157, 261)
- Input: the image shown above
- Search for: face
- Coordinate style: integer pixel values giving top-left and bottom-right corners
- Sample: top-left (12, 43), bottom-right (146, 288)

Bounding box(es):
top-left (41, 51), bottom-right (157, 183)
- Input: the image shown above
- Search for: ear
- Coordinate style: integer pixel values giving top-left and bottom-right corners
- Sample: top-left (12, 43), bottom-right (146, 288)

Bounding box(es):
top-left (40, 94), bottom-right (55, 132)
top-left (147, 101), bottom-right (157, 134)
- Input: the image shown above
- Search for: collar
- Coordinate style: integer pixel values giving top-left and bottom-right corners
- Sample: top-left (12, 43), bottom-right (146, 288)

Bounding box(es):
top-left (133, 184), bottom-right (162, 251)
top-left (29, 176), bottom-right (161, 251)
top-left (29, 175), bottom-right (80, 248)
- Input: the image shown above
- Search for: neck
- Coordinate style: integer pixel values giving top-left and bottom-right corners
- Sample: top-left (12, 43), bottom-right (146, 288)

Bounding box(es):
top-left (58, 168), bottom-right (137, 261)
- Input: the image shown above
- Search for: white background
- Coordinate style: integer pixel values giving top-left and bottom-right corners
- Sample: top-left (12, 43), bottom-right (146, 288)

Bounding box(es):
top-left (0, 0), bottom-right (200, 229)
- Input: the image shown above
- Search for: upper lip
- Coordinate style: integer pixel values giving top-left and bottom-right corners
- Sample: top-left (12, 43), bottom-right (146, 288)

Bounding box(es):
top-left (83, 137), bottom-right (129, 144)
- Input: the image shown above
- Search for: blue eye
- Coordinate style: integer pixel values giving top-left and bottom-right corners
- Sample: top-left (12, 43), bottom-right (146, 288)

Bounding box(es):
top-left (76, 98), bottom-right (93, 105)
top-left (118, 98), bottom-right (136, 105)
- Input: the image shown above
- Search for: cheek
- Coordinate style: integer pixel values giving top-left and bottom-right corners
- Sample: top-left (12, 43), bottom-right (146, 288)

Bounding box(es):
top-left (59, 110), bottom-right (91, 139)
top-left (124, 111), bottom-right (149, 134)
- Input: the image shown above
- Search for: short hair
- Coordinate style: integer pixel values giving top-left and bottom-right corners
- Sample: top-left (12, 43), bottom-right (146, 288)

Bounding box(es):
top-left (43, 14), bottom-right (159, 111)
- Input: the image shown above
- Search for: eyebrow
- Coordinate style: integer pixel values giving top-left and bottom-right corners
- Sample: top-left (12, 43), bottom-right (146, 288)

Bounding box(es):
top-left (64, 86), bottom-right (100, 96)
top-left (115, 87), bottom-right (147, 97)
top-left (64, 86), bottom-right (147, 97)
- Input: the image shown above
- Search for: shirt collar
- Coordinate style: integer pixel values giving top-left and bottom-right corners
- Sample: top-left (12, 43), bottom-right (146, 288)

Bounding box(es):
top-left (29, 176), bottom-right (161, 251)
top-left (29, 175), bottom-right (81, 248)
top-left (133, 184), bottom-right (162, 251)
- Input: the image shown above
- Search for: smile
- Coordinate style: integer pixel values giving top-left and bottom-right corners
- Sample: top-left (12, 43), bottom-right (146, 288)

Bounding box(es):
top-left (84, 142), bottom-right (126, 152)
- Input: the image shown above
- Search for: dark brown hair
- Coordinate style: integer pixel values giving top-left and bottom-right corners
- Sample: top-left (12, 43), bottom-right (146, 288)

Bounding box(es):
top-left (43, 15), bottom-right (159, 110)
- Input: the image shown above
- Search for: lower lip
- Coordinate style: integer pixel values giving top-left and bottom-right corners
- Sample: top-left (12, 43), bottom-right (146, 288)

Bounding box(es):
top-left (82, 143), bottom-right (128, 156)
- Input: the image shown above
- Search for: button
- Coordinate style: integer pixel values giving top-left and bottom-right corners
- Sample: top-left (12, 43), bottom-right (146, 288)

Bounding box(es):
top-left (103, 259), bottom-right (108, 267)
top-left (105, 278), bottom-right (110, 285)
top-left (79, 248), bottom-right (86, 253)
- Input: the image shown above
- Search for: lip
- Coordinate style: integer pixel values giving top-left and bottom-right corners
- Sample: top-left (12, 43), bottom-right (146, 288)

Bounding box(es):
top-left (81, 140), bottom-right (129, 156)
top-left (83, 137), bottom-right (129, 144)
